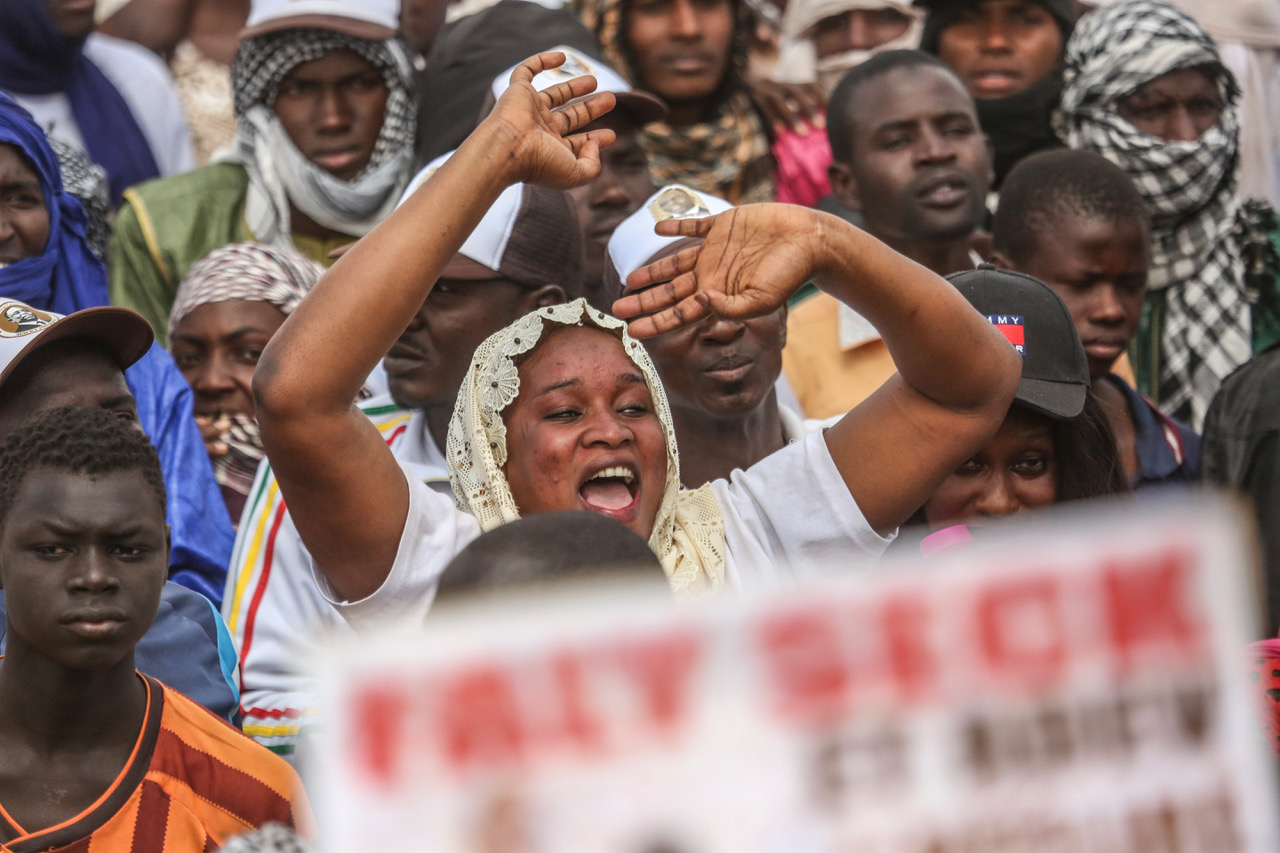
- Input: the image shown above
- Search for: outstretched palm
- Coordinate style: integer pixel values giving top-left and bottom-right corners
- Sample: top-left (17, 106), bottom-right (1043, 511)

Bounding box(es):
top-left (612, 204), bottom-right (825, 338)
top-left (486, 52), bottom-right (618, 190)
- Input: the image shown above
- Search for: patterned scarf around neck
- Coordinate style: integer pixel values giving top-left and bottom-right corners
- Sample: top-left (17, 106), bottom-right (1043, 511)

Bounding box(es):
top-left (1054, 0), bottom-right (1249, 429)
top-left (574, 0), bottom-right (775, 203)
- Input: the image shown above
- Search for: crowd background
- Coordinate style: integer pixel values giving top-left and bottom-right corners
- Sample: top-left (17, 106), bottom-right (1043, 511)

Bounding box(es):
top-left (0, 0), bottom-right (1278, 848)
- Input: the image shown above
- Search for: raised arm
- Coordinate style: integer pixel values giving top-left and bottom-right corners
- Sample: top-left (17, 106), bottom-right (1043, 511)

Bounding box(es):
top-left (253, 53), bottom-right (616, 602)
top-left (613, 204), bottom-right (1021, 534)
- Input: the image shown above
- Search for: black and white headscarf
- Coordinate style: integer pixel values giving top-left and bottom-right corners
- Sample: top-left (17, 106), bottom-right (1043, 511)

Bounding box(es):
top-left (218, 29), bottom-right (417, 247)
top-left (1054, 0), bottom-right (1248, 429)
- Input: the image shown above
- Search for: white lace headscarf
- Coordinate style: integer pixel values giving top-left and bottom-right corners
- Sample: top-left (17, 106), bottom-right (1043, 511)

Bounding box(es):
top-left (218, 29), bottom-right (416, 247)
top-left (1053, 0), bottom-right (1248, 428)
top-left (447, 299), bottom-right (727, 598)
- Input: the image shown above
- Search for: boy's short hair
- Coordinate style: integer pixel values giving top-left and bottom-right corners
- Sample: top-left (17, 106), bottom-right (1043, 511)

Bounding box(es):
top-left (0, 405), bottom-right (166, 529)
top-left (438, 511), bottom-right (665, 597)
top-left (992, 149), bottom-right (1151, 265)
top-left (826, 50), bottom-right (955, 165)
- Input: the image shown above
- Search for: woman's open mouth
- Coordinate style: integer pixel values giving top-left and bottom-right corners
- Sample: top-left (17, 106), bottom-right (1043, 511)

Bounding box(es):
top-left (579, 465), bottom-right (641, 521)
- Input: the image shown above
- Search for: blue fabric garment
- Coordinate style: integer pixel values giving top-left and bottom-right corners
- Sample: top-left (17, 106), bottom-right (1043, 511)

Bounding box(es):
top-left (0, 1), bottom-right (159, 205)
top-left (1103, 373), bottom-right (1201, 490)
top-left (0, 585), bottom-right (241, 726)
top-left (127, 344), bottom-right (235, 608)
top-left (0, 94), bottom-right (108, 312)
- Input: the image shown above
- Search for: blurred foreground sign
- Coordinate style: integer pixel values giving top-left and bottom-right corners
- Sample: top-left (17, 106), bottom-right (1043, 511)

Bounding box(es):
top-left (313, 497), bottom-right (1278, 852)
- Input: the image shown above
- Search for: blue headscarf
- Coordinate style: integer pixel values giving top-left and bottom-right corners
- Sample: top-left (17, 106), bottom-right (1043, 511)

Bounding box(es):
top-left (0, 0), bottom-right (160, 206)
top-left (0, 93), bottom-right (109, 313)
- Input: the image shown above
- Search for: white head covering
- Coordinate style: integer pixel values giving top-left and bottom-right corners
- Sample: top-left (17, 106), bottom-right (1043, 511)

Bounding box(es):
top-left (448, 299), bottom-right (727, 598)
top-left (773, 0), bottom-right (924, 93)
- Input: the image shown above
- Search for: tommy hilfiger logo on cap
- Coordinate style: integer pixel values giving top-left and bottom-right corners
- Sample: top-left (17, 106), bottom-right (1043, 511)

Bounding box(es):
top-left (0, 303), bottom-right (53, 338)
top-left (985, 314), bottom-right (1025, 354)
top-left (648, 186), bottom-right (710, 222)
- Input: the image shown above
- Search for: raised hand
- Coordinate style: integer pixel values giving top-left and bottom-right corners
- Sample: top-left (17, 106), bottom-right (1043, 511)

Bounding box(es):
top-left (485, 52), bottom-right (619, 190)
top-left (612, 204), bottom-right (827, 338)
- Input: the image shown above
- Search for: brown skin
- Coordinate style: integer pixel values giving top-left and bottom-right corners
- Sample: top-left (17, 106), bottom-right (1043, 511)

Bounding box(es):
top-left (921, 405), bottom-right (1057, 526)
top-left (99, 0), bottom-right (248, 62)
top-left (828, 65), bottom-right (991, 275)
top-left (383, 279), bottom-right (567, 456)
top-left (992, 214), bottom-right (1149, 480)
top-left (937, 0), bottom-right (1062, 99)
top-left (45, 0), bottom-right (96, 39)
top-left (400, 0), bottom-right (449, 57)
top-left (1116, 67), bottom-right (1223, 143)
top-left (626, 0), bottom-right (736, 127)
top-left (813, 7), bottom-right (911, 60)
top-left (614, 203), bottom-right (1022, 535)
top-left (170, 300), bottom-right (287, 420)
top-left (0, 342), bottom-right (138, 439)
top-left (254, 53), bottom-right (618, 602)
top-left (641, 244), bottom-right (788, 487)
top-left (502, 326), bottom-right (670, 540)
top-left (0, 145), bottom-right (50, 267)
top-left (0, 468), bottom-right (168, 835)
top-left (567, 113), bottom-right (656, 311)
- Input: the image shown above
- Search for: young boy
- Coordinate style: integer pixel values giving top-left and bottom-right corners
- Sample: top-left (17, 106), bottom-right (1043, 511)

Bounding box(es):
top-left (990, 148), bottom-right (1200, 489)
top-left (0, 406), bottom-right (309, 852)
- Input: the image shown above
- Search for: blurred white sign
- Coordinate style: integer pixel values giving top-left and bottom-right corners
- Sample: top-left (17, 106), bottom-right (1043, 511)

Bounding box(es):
top-left (312, 496), bottom-right (1278, 853)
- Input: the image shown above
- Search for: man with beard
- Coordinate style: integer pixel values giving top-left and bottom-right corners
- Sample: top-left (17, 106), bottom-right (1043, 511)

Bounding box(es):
top-left (783, 49), bottom-right (992, 418)
top-left (223, 167), bottom-right (579, 759)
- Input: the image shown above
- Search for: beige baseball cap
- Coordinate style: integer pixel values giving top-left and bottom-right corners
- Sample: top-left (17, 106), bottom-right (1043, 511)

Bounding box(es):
top-left (0, 301), bottom-right (154, 392)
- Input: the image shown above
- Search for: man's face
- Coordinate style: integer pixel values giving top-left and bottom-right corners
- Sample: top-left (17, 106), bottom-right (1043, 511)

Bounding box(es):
top-left (45, 0), bottom-right (96, 39)
top-left (1002, 215), bottom-right (1149, 381)
top-left (384, 276), bottom-right (536, 411)
top-left (0, 341), bottom-right (138, 439)
top-left (813, 7), bottom-right (912, 60)
top-left (936, 0), bottom-right (1062, 99)
top-left (272, 49), bottom-right (390, 182)
top-left (625, 0), bottom-right (735, 108)
top-left (1, 467), bottom-right (167, 671)
top-left (0, 144), bottom-right (50, 266)
top-left (567, 113), bottom-right (655, 310)
top-left (829, 65), bottom-right (990, 246)
top-left (640, 244), bottom-right (785, 419)
top-left (1116, 68), bottom-right (1223, 144)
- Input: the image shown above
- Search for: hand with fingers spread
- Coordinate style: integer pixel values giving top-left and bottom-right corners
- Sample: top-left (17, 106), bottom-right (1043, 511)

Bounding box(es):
top-left (613, 204), bottom-right (826, 339)
top-left (485, 51), bottom-right (619, 190)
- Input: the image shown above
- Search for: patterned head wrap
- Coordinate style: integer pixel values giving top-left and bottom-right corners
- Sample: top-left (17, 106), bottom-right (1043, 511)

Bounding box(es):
top-left (448, 299), bottom-right (727, 598)
top-left (218, 29), bottom-right (417, 246)
top-left (169, 242), bottom-right (323, 341)
top-left (1054, 0), bottom-right (1247, 429)
top-left (573, 0), bottom-right (774, 203)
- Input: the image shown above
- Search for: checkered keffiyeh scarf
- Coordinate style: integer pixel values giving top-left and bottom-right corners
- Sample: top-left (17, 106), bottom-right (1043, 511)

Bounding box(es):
top-left (1054, 0), bottom-right (1248, 428)
top-left (220, 30), bottom-right (416, 245)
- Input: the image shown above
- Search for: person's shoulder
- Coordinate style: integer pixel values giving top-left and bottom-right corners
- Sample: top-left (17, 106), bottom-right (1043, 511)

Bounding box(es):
top-left (157, 683), bottom-right (301, 795)
top-left (83, 33), bottom-right (175, 82)
top-left (124, 162), bottom-right (249, 207)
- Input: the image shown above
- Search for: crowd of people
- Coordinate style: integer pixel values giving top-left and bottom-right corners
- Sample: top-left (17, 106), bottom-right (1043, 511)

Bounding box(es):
top-left (0, 0), bottom-right (1278, 847)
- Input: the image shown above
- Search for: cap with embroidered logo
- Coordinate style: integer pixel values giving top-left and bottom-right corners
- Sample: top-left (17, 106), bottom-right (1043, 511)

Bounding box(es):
top-left (240, 0), bottom-right (399, 40)
top-left (0, 301), bottom-right (154, 393)
top-left (398, 151), bottom-right (583, 293)
top-left (606, 185), bottom-right (734, 291)
top-left (490, 46), bottom-right (667, 125)
top-left (948, 264), bottom-right (1090, 419)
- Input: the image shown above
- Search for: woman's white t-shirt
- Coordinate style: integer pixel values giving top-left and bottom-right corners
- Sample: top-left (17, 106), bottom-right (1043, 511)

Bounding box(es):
top-left (313, 429), bottom-right (894, 632)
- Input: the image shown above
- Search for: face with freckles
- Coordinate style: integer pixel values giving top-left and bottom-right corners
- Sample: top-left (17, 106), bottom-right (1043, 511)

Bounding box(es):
top-left (500, 325), bottom-right (669, 541)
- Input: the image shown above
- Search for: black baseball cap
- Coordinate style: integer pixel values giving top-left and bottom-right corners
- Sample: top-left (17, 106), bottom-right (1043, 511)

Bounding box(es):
top-left (948, 265), bottom-right (1090, 420)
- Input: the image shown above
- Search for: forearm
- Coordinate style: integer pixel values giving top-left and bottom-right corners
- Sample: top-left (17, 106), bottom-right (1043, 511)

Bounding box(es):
top-left (254, 119), bottom-right (526, 421)
top-left (810, 213), bottom-right (1019, 414)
